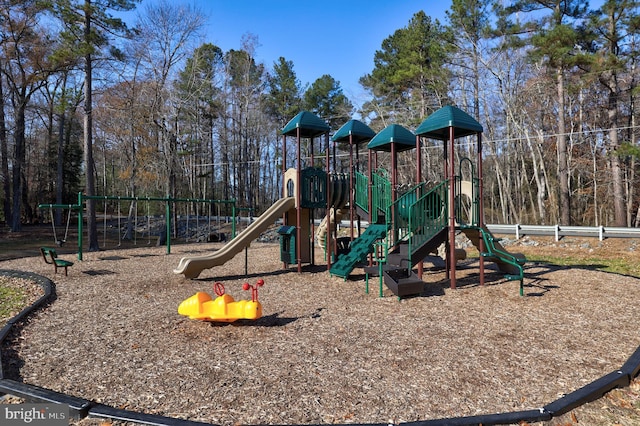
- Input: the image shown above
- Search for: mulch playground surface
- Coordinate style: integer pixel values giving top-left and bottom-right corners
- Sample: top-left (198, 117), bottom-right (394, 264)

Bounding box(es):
top-left (1, 238), bottom-right (640, 425)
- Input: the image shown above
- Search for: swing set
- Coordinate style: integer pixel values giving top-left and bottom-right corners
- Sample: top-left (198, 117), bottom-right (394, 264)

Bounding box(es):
top-left (47, 204), bottom-right (74, 247)
top-left (101, 197), bottom-right (153, 248)
top-left (39, 193), bottom-right (237, 261)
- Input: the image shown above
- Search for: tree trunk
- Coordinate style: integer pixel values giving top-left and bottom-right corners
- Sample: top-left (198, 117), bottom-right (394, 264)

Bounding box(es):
top-left (10, 101), bottom-right (26, 231)
top-left (525, 129), bottom-right (546, 223)
top-left (556, 68), bottom-right (570, 225)
top-left (0, 75), bottom-right (10, 226)
top-left (57, 109), bottom-right (65, 224)
top-left (84, 0), bottom-right (99, 251)
top-left (631, 61), bottom-right (639, 227)
top-left (608, 81), bottom-right (625, 226)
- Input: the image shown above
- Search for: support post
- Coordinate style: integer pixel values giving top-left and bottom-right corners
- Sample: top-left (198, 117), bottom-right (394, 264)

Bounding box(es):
top-left (326, 132), bottom-right (332, 270)
top-left (165, 201), bottom-right (171, 254)
top-left (296, 129), bottom-right (302, 273)
top-left (416, 134), bottom-right (423, 279)
top-left (77, 192), bottom-right (83, 261)
top-left (477, 133), bottom-right (485, 287)
top-left (448, 126), bottom-right (456, 289)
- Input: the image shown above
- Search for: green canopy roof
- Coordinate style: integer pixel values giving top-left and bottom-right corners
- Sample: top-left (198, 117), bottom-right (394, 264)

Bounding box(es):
top-left (415, 105), bottom-right (483, 140)
top-left (332, 119), bottom-right (376, 144)
top-left (281, 111), bottom-right (330, 138)
top-left (367, 124), bottom-right (416, 152)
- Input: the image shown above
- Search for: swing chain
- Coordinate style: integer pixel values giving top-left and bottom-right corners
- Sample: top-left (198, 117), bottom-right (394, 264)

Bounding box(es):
top-left (49, 206), bottom-right (72, 247)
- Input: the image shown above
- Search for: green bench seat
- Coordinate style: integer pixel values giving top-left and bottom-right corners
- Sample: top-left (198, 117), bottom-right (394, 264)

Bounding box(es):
top-left (40, 247), bottom-right (74, 276)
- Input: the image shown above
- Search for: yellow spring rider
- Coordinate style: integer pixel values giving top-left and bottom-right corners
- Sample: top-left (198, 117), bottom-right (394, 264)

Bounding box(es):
top-left (178, 280), bottom-right (264, 323)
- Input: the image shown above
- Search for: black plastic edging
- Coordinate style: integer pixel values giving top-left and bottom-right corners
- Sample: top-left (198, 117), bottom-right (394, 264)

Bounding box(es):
top-left (0, 323), bottom-right (8, 378)
top-left (0, 323), bottom-right (13, 350)
top-left (0, 270), bottom-right (54, 327)
top-left (89, 403), bottom-right (395, 426)
top-left (1, 269), bottom-right (640, 426)
top-left (88, 403), bottom-right (218, 426)
top-left (0, 378), bottom-right (91, 418)
top-left (621, 345), bottom-right (640, 379)
top-left (89, 403), bottom-right (392, 426)
top-left (543, 370), bottom-right (630, 417)
top-left (400, 408), bottom-right (551, 426)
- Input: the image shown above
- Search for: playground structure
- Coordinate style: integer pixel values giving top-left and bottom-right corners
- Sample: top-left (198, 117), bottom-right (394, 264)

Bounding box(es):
top-left (174, 106), bottom-right (526, 297)
top-left (38, 195), bottom-right (239, 261)
top-left (7, 109), bottom-right (640, 426)
top-left (178, 279), bottom-right (265, 322)
top-left (173, 196), bottom-right (295, 278)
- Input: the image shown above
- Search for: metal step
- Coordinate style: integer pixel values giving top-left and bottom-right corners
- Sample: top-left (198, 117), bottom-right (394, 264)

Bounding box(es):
top-left (383, 267), bottom-right (424, 297)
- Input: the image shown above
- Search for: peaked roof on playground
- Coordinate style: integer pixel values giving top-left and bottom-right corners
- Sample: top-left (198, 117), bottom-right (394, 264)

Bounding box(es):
top-left (331, 119), bottom-right (376, 144)
top-left (367, 124), bottom-right (416, 152)
top-left (281, 111), bottom-right (330, 138)
top-left (415, 105), bottom-right (483, 140)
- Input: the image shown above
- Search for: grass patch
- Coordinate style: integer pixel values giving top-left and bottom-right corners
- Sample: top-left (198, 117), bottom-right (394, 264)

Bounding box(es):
top-left (525, 254), bottom-right (640, 278)
top-left (0, 277), bottom-right (30, 324)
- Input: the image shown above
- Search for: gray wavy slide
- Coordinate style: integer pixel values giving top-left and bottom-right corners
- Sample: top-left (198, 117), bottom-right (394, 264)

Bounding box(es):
top-left (174, 197), bottom-right (296, 279)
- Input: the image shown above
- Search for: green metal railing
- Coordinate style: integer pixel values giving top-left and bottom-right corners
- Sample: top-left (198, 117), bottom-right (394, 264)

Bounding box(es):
top-left (387, 181), bottom-right (448, 261)
top-left (371, 171), bottom-right (391, 220)
top-left (388, 182), bottom-right (426, 244)
top-left (354, 171), bottom-right (369, 214)
top-left (353, 169), bottom-right (391, 222)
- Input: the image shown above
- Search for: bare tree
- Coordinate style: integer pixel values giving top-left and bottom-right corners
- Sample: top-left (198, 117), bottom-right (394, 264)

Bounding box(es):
top-left (0, 0), bottom-right (62, 230)
top-left (132, 0), bottom-right (204, 204)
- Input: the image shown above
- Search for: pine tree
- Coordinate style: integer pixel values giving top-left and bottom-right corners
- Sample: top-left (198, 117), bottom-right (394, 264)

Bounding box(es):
top-left (303, 74), bottom-right (353, 131)
top-left (359, 11), bottom-right (453, 127)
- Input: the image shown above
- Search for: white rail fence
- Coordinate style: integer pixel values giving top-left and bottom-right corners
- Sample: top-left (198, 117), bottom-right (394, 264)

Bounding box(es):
top-left (486, 224), bottom-right (640, 241)
top-left (268, 216), bottom-right (640, 242)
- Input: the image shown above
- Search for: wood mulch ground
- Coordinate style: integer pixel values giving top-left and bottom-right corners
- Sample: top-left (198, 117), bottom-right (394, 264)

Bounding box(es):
top-left (1, 233), bottom-right (640, 425)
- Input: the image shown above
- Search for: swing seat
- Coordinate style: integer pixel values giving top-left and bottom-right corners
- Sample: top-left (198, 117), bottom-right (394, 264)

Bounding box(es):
top-left (40, 247), bottom-right (74, 276)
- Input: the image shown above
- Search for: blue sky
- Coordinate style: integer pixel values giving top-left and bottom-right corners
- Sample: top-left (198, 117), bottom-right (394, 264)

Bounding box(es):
top-left (126, 1), bottom-right (450, 104)
top-left (200, 1), bottom-right (449, 101)
top-left (124, 0), bottom-right (606, 106)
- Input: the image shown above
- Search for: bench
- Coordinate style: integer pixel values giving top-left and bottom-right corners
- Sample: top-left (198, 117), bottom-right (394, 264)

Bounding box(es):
top-left (40, 247), bottom-right (74, 276)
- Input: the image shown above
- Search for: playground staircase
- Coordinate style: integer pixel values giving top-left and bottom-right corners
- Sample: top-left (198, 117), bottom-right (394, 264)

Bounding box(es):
top-left (386, 227), bottom-right (448, 268)
top-left (381, 227), bottom-right (448, 297)
top-left (329, 224), bottom-right (388, 279)
top-left (374, 181), bottom-right (449, 297)
top-left (460, 225), bottom-right (526, 294)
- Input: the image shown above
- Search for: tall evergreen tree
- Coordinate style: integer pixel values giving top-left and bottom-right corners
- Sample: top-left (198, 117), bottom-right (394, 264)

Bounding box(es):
top-left (360, 11), bottom-right (453, 127)
top-left (224, 39), bottom-right (266, 208)
top-left (176, 43), bottom-right (224, 199)
top-left (265, 57), bottom-right (302, 127)
top-left (264, 57), bottom-right (302, 193)
top-left (303, 74), bottom-right (353, 131)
